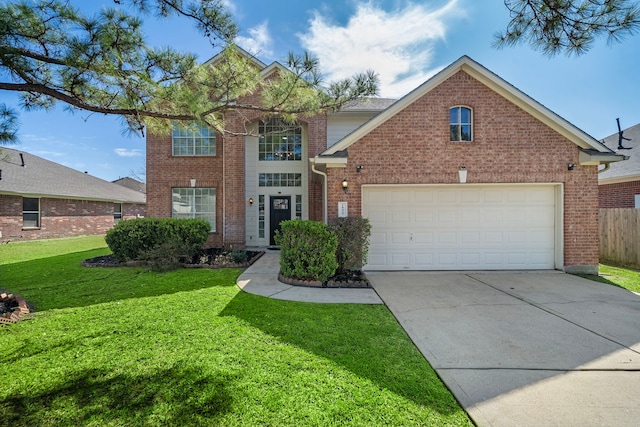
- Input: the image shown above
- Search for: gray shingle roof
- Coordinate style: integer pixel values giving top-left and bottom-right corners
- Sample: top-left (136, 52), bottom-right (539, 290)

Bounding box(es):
top-left (112, 177), bottom-right (146, 194)
top-left (0, 147), bottom-right (146, 203)
top-left (598, 122), bottom-right (640, 181)
top-left (340, 98), bottom-right (397, 111)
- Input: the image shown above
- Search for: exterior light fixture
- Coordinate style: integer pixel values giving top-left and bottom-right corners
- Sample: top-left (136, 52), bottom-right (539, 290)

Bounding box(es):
top-left (356, 165), bottom-right (364, 173)
top-left (248, 197), bottom-right (254, 205)
top-left (458, 166), bottom-right (467, 183)
top-left (568, 163), bottom-right (576, 171)
top-left (342, 178), bottom-right (348, 193)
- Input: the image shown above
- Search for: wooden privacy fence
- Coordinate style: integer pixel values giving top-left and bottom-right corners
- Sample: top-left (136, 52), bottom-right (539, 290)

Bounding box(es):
top-left (599, 208), bottom-right (640, 269)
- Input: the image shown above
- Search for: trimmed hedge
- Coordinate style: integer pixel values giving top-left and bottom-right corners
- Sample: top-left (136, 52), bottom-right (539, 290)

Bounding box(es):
top-left (105, 218), bottom-right (210, 263)
top-left (274, 220), bottom-right (338, 282)
top-left (329, 217), bottom-right (371, 273)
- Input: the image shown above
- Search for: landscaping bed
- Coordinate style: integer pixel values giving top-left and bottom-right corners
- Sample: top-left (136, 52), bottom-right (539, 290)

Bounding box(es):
top-left (279, 270), bottom-right (370, 288)
top-left (82, 248), bottom-right (264, 269)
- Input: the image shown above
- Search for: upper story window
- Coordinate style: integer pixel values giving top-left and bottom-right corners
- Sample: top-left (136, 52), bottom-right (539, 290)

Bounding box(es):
top-left (259, 118), bottom-right (302, 161)
top-left (450, 106), bottom-right (473, 142)
top-left (172, 122), bottom-right (216, 156)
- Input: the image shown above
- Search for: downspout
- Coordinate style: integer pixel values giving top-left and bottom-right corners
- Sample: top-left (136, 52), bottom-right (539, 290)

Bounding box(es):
top-left (598, 163), bottom-right (611, 174)
top-left (310, 158), bottom-right (328, 224)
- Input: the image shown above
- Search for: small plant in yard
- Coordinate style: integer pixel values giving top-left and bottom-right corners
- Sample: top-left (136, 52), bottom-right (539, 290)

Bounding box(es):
top-left (275, 220), bottom-right (338, 282)
top-left (227, 250), bottom-right (249, 264)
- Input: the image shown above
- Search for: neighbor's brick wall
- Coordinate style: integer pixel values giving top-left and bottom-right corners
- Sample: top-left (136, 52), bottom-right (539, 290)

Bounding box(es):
top-left (326, 70), bottom-right (600, 270)
top-left (0, 195), bottom-right (143, 242)
top-left (123, 203), bottom-right (146, 220)
top-left (599, 181), bottom-right (640, 208)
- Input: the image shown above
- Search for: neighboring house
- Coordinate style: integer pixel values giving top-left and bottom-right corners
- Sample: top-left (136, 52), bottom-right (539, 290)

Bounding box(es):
top-left (0, 147), bottom-right (146, 242)
top-left (146, 54), bottom-right (623, 274)
top-left (598, 122), bottom-right (639, 208)
top-left (113, 176), bottom-right (147, 194)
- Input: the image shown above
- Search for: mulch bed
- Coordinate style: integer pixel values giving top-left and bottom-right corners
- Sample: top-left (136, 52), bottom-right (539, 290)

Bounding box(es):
top-left (82, 248), bottom-right (264, 269)
top-left (279, 270), bottom-right (370, 288)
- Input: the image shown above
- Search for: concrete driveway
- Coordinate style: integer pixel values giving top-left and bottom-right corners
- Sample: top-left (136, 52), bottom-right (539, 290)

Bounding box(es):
top-left (368, 271), bottom-right (640, 427)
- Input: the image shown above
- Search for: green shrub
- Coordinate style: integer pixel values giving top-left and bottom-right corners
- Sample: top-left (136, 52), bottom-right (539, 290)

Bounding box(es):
top-left (105, 217), bottom-right (210, 262)
top-left (329, 217), bottom-right (372, 273)
top-left (228, 250), bottom-right (249, 264)
top-left (275, 220), bottom-right (338, 282)
top-left (138, 235), bottom-right (190, 272)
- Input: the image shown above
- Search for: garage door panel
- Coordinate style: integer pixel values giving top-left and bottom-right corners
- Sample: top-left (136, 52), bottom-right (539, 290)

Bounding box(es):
top-left (370, 232), bottom-right (387, 245)
top-left (414, 232), bottom-right (433, 244)
top-left (363, 185), bottom-right (557, 271)
top-left (415, 210), bottom-right (435, 222)
top-left (391, 232), bottom-right (411, 244)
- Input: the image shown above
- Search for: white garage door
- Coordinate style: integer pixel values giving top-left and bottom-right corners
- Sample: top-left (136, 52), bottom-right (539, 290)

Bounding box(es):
top-left (362, 185), bottom-right (558, 271)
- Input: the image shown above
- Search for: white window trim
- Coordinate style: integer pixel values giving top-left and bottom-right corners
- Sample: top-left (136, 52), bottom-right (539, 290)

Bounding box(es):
top-left (450, 105), bottom-right (473, 142)
top-left (172, 122), bottom-right (216, 156)
top-left (171, 187), bottom-right (216, 231)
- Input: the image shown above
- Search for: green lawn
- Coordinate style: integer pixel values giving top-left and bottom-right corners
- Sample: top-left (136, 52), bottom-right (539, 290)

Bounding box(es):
top-left (581, 264), bottom-right (640, 293)
top-left (0, 237), bottom-right (472, 426)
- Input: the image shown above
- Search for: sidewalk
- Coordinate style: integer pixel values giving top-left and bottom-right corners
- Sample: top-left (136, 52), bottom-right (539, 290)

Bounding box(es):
top-left (236, 250), bottom-right (383, 304)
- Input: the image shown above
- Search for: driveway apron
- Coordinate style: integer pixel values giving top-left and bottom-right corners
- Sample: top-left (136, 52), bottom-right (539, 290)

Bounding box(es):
top-left (368, 271), bottom-right (640, 427)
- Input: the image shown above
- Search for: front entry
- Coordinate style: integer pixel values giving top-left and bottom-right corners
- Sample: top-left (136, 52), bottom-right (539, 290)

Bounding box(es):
top-left (270, 196), bottom-right (291, 246)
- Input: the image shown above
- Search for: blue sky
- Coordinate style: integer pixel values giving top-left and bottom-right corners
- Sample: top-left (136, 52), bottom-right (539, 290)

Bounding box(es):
top-left (5, 0), bottom-right (640, 182)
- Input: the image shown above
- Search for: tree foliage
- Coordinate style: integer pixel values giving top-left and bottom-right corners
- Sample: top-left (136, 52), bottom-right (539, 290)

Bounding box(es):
top-left (0, 0), bottom-right (378, 143)
top-left (495, 0), bottom-right (640, 56)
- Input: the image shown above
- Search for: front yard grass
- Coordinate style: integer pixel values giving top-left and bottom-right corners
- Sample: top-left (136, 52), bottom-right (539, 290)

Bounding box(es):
top-left (0, 237), bottom-right (472, 426)
top-left (582, 264), bottom-right (640, 293)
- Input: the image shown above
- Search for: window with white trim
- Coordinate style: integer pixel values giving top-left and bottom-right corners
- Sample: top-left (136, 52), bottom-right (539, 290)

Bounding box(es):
top-left (258, 118), bottom-right (302, 161)
top-left (114, 203), bottom-right (122, 223)
top-left (172, 122), bottom-right (216, 156)
top-left (23, 197), bottom-right (40, 228)
top-left (172, 188), bottom-right (216, 231)
top-left (450, 106), bottom-right (473, 142)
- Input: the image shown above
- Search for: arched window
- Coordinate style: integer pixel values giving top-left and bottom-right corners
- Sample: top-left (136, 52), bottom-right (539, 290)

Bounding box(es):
top-left (450, 106), bottom-right (472, 142)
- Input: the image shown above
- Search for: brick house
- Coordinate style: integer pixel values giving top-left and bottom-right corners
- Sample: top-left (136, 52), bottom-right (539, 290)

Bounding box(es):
top-left (146, 55), bottom-right (623, 274)
top-left (0, 147), bottom-right (146, 242)
top-left (598, 122), bottom-right (638, 208)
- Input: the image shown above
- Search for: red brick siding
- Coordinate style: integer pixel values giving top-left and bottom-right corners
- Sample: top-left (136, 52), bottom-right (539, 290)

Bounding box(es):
top-left (325, 70), bottom-right (599, 270)
top-left (146, 131), bottom-right (225, 247)
top-left (0, 195), bottom-right (144, 242)
top-left (146, 79), bottom-right (328, 246)
top-left (599, 180), bottom-right (640, 208)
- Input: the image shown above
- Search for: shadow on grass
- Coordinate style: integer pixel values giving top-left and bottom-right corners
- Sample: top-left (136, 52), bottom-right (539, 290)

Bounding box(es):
top-left (576, 273), bottom-right (627, 290)
top-left (220, 291), bottom-right (463, 416)
top-left (0, 366), bottom-right (233, 426)
top-left (2, 248), bottom-right (241, 311)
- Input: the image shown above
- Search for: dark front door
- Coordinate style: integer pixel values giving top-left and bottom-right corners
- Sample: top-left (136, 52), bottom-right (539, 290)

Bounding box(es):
top-left (270, 196), bottom-right (291, 246)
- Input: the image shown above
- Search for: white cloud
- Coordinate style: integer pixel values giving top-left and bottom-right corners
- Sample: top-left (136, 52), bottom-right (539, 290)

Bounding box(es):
top-left (299, 0), bottom-right (461, 98)
top-left (114, 148), bottom-right (143, 157)
top-left (236, 21), bottom-right (273, 57)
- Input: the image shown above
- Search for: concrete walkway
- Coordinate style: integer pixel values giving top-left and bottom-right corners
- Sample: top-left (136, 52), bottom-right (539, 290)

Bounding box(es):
top-left (236, 250), bottom-right (382, 304)
top-left (368, 271), bottom-right (640, 427)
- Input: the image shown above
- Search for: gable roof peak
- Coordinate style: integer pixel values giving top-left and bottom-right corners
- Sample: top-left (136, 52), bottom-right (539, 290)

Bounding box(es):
top-left (321, 55), bottom-right (616, 158)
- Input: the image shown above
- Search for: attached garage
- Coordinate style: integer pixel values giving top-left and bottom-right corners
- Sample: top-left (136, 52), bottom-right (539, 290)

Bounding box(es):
top-left (362, 184), bottom-right (562, 271)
